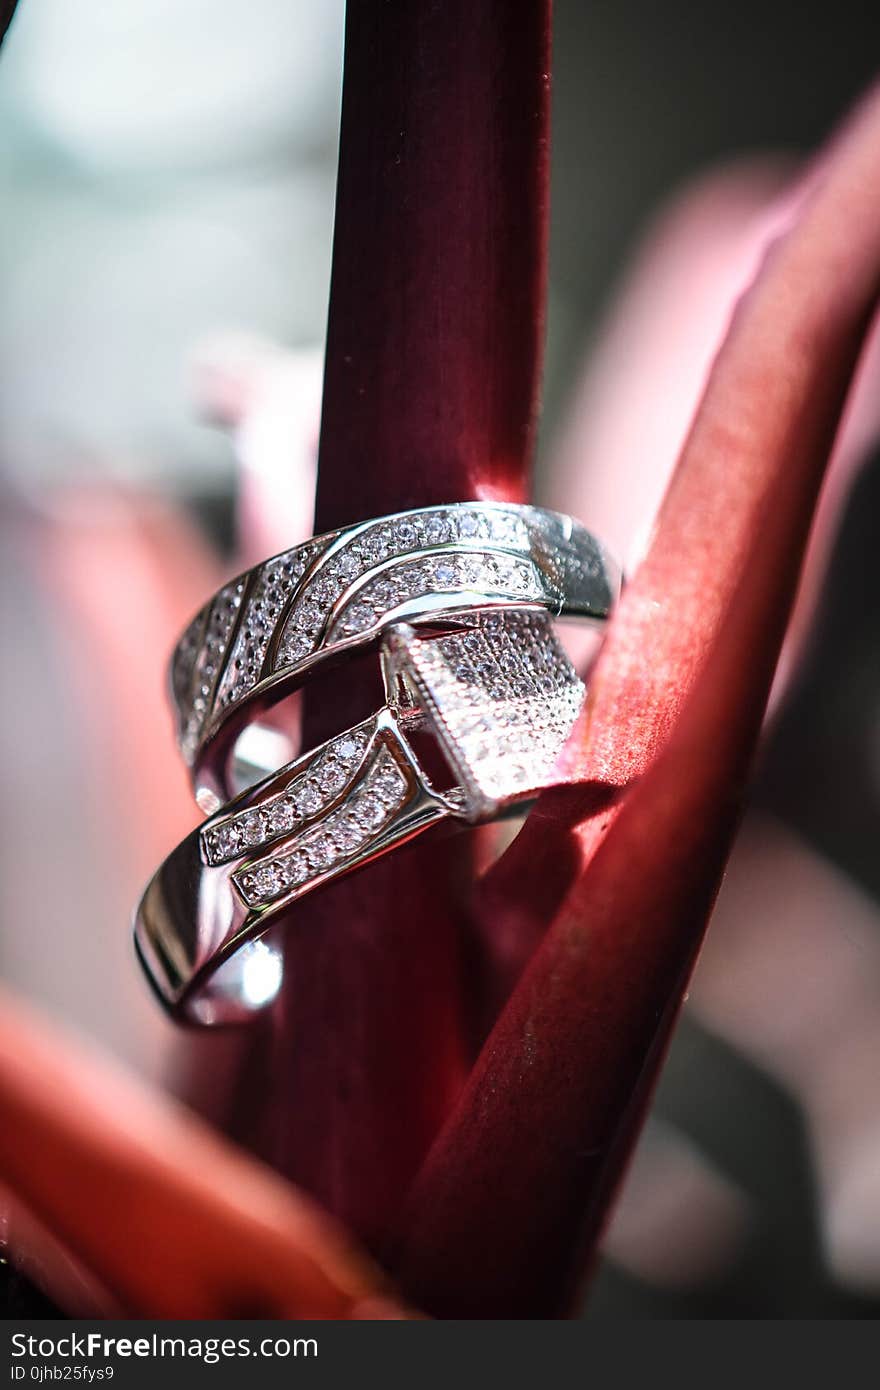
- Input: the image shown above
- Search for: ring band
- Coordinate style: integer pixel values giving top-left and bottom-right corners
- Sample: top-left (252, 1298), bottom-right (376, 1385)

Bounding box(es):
top-left (135, 505), bottom-right (620, 1025)
top-left (169, 503), bottom-right (619, 810)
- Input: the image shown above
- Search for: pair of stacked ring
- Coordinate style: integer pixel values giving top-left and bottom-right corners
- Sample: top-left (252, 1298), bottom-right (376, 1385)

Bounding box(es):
top-left (134, 502), bottom-right (620, 1025)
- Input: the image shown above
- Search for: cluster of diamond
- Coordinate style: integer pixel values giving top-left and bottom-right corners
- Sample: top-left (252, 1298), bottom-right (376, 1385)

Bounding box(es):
top-left (171, 606), bottom-right (207, 716)
top-left (232, 746), bottom-right (410, 908)
top-left (177, 581), bottom-right (245, 762)
top-left (213, 539), bottom-right (327, 716)
top-left (330, 550), bottom-right (544, 638)
top-left (404, 612), bottom-right (584, 806)
top-left (201, 725), bottom-right (371, 867)
top-left (276, 506), bottom-right (536, 668)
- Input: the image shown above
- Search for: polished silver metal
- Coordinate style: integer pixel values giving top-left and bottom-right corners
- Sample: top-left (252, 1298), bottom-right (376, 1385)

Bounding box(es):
top-left (168, 502), bottom-right (619, 811)
top-left (135, 503), bottom-right (620, 1026)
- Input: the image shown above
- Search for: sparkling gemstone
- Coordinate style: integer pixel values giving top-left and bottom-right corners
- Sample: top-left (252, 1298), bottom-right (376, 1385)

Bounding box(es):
top-left (318, 758), bottom-right (346, 793)
top-left (254, 863), bottom-right (281, 899)
top-left (423, 514), bottom-right (450, 545)
top-left (334, 818), bottom-right (362, 854)
top-left (460, 555), bottom-right (483, 585)
top-left (374, 767), bottom-right (405, 804)
top-left (345, 603), bottom-right (375, 633)
top-left (335, 734), bottom-right (362, 763)
top-left (493, 558), bottom-right (517, 588)
top-left (433, 560), bottom-right (458, 587)
top-left (213, 823), bottom-right (241, 860)
top-left (395, 519), bottom-right (418, 548)
top-left (358, 534), bottom-right (386, 563)
top-left (296, 780), bottom-right (322, 816)
top-left (265, 799), bottom-right (297, 835)
top-left (336, 550), bottom-right (361, 579)
top-left (307, 836), bottom-right (335, 872)
top-left (240, 812), bottom-right (265, 848)
top-left (355, 794), bottom-right (385, 829)
top-left (457, 511), bottom-right (480, 538)
top-left (282, 633), bottom-right (312, 664)
top-left (296, 598), bottom-right (324, 630)
top-left (283, 850), bottom-right (309, 885)
top-left (368, 579), bottom-right (396, 609)
top-left (313, 575), bottom-right (342, 603)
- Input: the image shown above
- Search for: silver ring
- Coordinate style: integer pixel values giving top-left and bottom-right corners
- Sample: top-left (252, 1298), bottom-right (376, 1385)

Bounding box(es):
top-left (135, 505), bottom-right (620, 1025)
top-left (169, 502), bottom-right (619, 811)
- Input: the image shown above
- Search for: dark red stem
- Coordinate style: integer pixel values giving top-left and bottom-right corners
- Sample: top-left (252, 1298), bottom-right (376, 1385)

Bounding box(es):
top-left (255, 0), bottom-right (552, 1249)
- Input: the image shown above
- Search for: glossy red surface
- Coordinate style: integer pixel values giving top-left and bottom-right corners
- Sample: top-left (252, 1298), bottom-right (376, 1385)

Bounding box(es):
top-left (390, 85), bottom-right (880, 1315)
top-left (256, 0), bottom-right (552, 1247)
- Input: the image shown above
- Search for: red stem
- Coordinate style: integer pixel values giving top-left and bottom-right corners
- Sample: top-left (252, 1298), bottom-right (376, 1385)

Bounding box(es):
top-left (252, 0), bottom-right (552, 1249)
top-left (389, 86), bottom-right (880, 1314)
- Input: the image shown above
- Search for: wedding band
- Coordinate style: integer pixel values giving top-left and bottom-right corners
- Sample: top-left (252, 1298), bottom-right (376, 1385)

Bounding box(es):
top-left (169, 502), bottom-right (619, 810)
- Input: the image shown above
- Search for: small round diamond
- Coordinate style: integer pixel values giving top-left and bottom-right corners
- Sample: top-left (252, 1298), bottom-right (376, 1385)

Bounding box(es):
top-left (254, 863), bottom-right (281, 899)
top-left (423, 513), bottom-right (450, 545)
top-left (240, 812), bottom-right (265, 848)
top-left (336, 550), bottom-right (361, 579)
top-left (318, 758), bottom-right (346, 794)
top-left (307, 836), bottom-right (335, 872)
top-left (335, 734), bottom-right (363, 764)
top-left (296, 597), bottom-right (324, 630)
top-left (296, 780), bottom-right (322, 816)
top-left (344, 603), bottom-right (375, 633)
top-left (334, 817), bottom-right (362, 854)
top-left (457, 511), bottom-right (480, 538)
top-left (395, 519), bottom-right (418, 548)
top-left (313, 574), bottom-right (343, 603)
top-left (374, 766), bottom-right (405, 805)
top-left (368, 578), bottom-right (396, 610)
top-left (358, 533), bottom-right (387, 564)
top-left (460, 555), bottom-right (483, 585)
top-left (355, 794), bottom-right (385, 830)
top-left (212, 823), bottom-right (241, 860)
top-left (283, 850), bottom-right (309, 886)
top-left (282, 633), bottom-right (312, 665)
top-left (265, 799), bottom-right (297, 835)
top-left (433, 560), bottom-right (459, 587)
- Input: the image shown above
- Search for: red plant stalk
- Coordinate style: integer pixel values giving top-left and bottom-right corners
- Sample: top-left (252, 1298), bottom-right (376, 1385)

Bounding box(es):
top-left (246, 0), bottom-right (552, 1246)
top-left (390, 87), bottom-right (880, 1316)
top-left (0, 990), bottom-right (410, 1318)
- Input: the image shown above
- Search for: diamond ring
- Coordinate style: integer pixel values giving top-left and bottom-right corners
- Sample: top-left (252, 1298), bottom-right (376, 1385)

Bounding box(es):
top-left (169, 502), bottom-right (619, 811)
top-left (134, 506), bottom-right (620, 1024)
